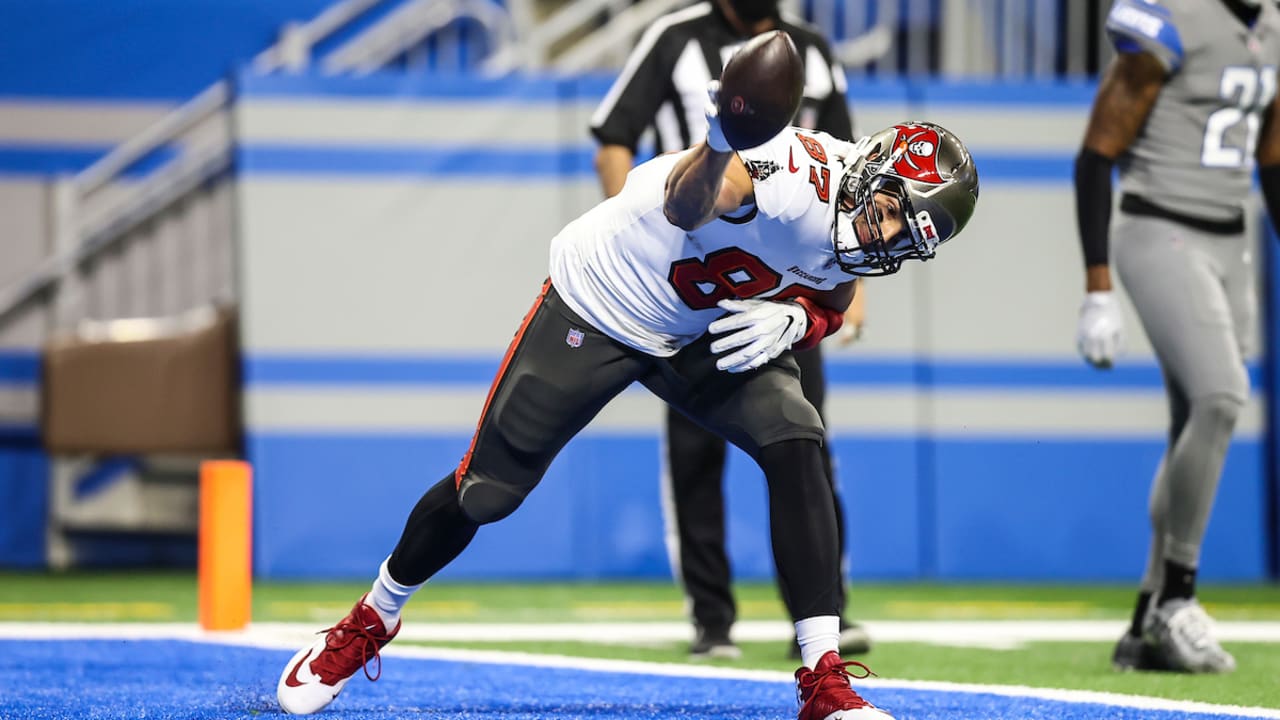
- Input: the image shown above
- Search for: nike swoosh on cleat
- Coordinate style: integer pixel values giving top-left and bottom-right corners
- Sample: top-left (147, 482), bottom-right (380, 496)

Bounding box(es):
top-left (284, 649), bottom-right (317, 688)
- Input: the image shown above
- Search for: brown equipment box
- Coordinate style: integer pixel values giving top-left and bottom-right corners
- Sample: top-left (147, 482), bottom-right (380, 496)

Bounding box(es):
top-left (41, 307), bottom-right (240, 454)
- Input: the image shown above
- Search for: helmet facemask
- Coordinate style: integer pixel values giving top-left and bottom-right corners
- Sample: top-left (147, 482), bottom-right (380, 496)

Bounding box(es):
top-left (830, 122), bottom-right (978, 277)
top-left (833, 172), bottom-right (938, 276)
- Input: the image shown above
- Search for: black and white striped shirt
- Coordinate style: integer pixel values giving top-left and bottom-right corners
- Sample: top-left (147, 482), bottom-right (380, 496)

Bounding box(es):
top-left (590, 1), bottom-right (854, 156)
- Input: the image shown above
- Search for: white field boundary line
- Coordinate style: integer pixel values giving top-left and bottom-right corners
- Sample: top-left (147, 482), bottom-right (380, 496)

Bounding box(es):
top-left (3, 622), bottom-right (1280, 719)
top-left (8, 619), bottom-right (1280, 649)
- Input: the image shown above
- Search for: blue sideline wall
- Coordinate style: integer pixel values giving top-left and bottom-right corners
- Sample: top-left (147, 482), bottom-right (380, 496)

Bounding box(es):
top-left (0, 351), bottom-right (45, 567)
top-left (235, 72), bottom-right (1269, 582)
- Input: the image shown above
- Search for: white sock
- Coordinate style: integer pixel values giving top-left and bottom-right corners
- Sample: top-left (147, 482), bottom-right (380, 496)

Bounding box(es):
top-left (795, 615), bottom-right (841, 670)
top-left (365, 557), bottom-right (423, 630)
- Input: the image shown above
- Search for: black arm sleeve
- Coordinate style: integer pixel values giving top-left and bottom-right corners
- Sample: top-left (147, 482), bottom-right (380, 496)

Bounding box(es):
top-left (1260, 164), bottom-right (1280, 236)
top-left (1074, 147), bottom-right (1115, 267)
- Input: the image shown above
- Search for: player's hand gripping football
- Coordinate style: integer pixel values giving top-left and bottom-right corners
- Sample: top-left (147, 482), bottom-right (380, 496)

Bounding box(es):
top-left (703, 80), bottom-right (732, 153)
top-left (1076, 291), bottom-right (1124, 369)
top-left (708, 298), bottom-right (807, 373)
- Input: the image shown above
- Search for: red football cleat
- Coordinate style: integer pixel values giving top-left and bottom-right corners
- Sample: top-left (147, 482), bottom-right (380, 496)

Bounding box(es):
top-left (277, 595), bottom-right (400, 714)
top-left (795, 651), bottom-right (894, 720)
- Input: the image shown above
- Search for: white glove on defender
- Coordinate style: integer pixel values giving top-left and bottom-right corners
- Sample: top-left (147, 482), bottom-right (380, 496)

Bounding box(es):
top-left (708, 298), bottom-right (807, 373)
top-left (703, 80), bottom-right (732, 153)
top-left (1076, 291), bottom-right (1124, 369)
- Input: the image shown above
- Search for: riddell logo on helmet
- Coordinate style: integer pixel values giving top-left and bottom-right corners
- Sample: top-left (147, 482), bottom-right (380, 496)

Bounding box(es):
top-left (916, 211), bottom-right (938, 241)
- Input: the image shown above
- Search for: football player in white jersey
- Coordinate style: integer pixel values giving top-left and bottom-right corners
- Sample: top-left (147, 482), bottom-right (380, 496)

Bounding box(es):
top-left (276, 90), bottom-right (978, 720)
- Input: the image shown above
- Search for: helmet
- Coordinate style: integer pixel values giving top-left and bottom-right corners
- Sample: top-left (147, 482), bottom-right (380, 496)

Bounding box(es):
top-left (832, 122), bottom-right (979, 276)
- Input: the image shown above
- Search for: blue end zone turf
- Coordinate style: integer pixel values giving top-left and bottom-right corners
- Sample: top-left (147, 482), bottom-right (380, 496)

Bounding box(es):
top-left (0, 639), bottom-right (1266, 720)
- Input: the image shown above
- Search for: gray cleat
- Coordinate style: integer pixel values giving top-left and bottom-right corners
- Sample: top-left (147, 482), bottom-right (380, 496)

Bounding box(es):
top-left (1111, 631), bottom-right (1170, 672)
top-left (1143, 598), bottom-right (1236, 674)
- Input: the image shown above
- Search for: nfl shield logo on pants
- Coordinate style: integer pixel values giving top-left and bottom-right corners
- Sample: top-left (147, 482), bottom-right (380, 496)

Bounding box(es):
top-left (565, 328), bottom-right (584, 348)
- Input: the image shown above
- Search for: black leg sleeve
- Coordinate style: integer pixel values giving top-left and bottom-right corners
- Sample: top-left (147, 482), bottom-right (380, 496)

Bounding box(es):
top-left (793, 346), bottom-right (848, 616)
top-left (758, 438), bottom-right (842, 621)
top-left (386, 472), bottom-right (480, 586)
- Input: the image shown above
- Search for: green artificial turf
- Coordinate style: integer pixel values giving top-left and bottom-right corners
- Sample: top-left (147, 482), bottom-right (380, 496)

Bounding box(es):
top-left (2, 571), bottom-right (1277, 708)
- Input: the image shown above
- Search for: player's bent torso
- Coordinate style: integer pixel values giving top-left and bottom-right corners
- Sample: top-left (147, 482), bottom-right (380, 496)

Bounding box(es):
top-left (1108, 0), bottom-right (1280, 222)
top-left (550, 129), bottom-right (842, 356)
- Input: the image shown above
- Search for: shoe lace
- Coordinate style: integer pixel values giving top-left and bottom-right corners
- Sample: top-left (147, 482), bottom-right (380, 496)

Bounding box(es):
top-left (797, 659), bottom-right (877, 708)
top-left (312, 614), bottom-right (394, 682)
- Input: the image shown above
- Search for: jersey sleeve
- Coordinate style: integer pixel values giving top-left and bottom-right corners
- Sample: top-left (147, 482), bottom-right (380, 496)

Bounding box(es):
top-left (589, 25), bottom-right (676, 152)
top-left (736, 130), bottom-right (819, 221)
top-left (1105, 0), bottom-right (1184, 73)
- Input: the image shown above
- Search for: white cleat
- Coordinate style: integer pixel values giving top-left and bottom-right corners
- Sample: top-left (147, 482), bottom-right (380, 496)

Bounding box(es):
top-left (1143, 597), bottom-right (1236, 674)
top-left (277, 596), bottom-right (400, 714)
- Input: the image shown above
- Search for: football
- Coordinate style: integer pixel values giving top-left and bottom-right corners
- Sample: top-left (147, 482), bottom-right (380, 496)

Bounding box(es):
top-left (717, 30), bottom-right (804, 150)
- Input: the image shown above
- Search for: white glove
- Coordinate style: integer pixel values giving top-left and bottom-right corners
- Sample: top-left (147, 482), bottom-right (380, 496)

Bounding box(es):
top-left (703, 80), bottom-right (732, 153)
top-left (1076, 291), bottom-right (1124, 369)
top-left (708, 298), bottom-right (807, 373)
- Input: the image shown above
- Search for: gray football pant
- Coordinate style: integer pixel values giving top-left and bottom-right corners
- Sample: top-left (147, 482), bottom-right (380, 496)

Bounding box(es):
top-left (1113, 212), bottom-right (1253, 586)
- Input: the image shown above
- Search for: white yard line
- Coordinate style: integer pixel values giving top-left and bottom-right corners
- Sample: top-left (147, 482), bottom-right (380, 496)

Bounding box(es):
top-left (2, 620), bottom-right (1279, 718)
top-left (7, 620), bottom-right (1280, 712)
top-left (7, 619), bottom-right (1280, 647)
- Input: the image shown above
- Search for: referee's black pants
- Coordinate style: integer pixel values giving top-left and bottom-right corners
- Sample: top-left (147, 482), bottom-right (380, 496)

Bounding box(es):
top-left (664, 344), bottom-right (848, 635)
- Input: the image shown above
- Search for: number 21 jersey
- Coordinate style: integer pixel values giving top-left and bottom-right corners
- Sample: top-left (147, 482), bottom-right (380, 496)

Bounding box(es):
top-left (1106, 0), bottom-right (1280, 222)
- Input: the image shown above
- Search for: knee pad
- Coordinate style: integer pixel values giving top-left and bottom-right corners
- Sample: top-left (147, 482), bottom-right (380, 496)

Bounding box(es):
top-left (456, 469), bottom-right (529, 525)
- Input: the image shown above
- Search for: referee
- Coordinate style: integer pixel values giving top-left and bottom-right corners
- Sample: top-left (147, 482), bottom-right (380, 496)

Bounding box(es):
top-left (589, 0), bottom-right (870, 660)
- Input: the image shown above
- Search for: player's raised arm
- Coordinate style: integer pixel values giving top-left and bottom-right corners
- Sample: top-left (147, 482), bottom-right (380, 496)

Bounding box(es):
top-left (663, 80), bottom-right (753, 230)
top-left (666, 30), bottom-right (803, 231)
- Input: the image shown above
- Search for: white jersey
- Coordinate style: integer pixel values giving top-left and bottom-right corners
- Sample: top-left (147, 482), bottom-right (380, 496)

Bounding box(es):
top-left (550, 128), bottom-right (848, 356)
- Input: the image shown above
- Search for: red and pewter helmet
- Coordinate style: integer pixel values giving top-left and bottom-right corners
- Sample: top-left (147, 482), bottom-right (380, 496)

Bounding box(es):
top-left (831, 122), bottom-right (979, 276)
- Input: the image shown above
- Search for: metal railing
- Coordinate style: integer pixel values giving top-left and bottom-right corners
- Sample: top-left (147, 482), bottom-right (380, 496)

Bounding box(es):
top-left (253, 0), bottom-right (387, 73)
top-left (815, 0), bottom-right (1111, 79)
top-left (487, 0), bottom-right (634, 74)
top-left (322, 0), bottom-right (516, 76)
top-left (0, 0), bottom-right (541, 330)
top-left (554, 0), bottom-right (1111, 78)
top-left (0, 0), bottom-right (389, 329)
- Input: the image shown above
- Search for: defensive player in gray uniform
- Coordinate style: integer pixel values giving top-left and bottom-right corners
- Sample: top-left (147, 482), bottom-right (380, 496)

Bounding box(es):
top-left (1074, 0), bottom-right (1280, 674)
top-left (274, 87), bottom-right (979, 718)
